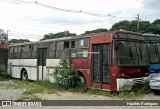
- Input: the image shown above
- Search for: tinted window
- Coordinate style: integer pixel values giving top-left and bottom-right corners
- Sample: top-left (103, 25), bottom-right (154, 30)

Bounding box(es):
top-left (117, 41), bottom-right (133, 66)
top-left (146, 43), bottom-right (158, 63)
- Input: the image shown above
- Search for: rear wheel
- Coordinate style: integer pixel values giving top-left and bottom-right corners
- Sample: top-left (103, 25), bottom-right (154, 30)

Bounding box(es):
top-left (79, 75), bottom-right (87, 91)
top-left (21, 70), bottom-right (28, 80)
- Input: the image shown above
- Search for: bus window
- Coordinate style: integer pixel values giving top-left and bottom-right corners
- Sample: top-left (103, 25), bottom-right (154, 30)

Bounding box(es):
top-left (9, 47), bottom-right (14, 53)
top-left (146, 43), bottom-right (158, 63)
top-left (80, 39), bottom-right (84, 46)
top-left (129, 42), bottom-right (139, 66)
top-left (31, 44), bottom-right (37, 58)
top-left (117, 41), bottom-right (133, 66)
top-left (71, 41), bottom-right (75, 48)
top-left (29, 45), bottom-right (33, 51)
top-left (139, 43), bottom-right (149, 66)
top-left (56, 41), bottom-right (64, 58)
top-left (118, 33), bottom-right (128, 38)
top-left (75, 38), bottom-right (89, 48)
top-left (64, 41), bottom-right (69, 49)
top-left (50, 42), bottom-right (56, 50)
top-left (33, 44), bottom-right (37, 51)
top-left (57, 41), bottom-right (63, 50)
top-left (156, 43), bottom-right (160, 62)
top-left (9, 47), bottom-right (14, 59)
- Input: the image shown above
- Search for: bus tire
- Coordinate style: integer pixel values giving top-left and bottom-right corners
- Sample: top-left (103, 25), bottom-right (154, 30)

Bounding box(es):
top-left (79, 75), bottom-right (87, 92)
top-left (21, 69), bottom-right (28, 80)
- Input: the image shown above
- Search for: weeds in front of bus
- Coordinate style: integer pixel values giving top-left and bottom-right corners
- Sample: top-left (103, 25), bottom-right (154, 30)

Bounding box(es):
top-left (10, 79), bottom-right (151, 100)
top-left (0, 66), bottom-right (9, 81)
top-left (52, 53), bottom-right (81, 89)
top-left (113, 82), bottom-right (151, 99)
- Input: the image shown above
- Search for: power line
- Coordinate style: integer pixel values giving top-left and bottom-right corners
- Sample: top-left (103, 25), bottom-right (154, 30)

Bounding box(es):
top-left (0, 0), bottom-right (134, 20)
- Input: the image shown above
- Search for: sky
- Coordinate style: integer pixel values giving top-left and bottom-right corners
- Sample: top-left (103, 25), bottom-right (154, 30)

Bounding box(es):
top-left (0, 0), bottom-right (160, 41)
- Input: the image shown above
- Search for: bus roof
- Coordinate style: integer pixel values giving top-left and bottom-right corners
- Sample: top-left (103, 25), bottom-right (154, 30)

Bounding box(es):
top-left (9, 30), bottom-right (142, 46)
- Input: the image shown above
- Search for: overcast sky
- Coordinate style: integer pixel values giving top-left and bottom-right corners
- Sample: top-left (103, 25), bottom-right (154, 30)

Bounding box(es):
top-left (0, 0), bottom-right (160, 41)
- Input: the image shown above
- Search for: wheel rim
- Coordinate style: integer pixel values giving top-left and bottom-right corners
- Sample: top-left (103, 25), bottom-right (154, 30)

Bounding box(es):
top-left (22, 70), bottom-right (28, 80)
top-left (79, 76), bottom-right (85, 86)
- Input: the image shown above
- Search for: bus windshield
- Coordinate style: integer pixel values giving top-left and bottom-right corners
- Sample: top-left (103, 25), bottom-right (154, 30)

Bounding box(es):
top-left (116, 41), bottom-right (149, 66)
top-left (146, 42), bottom-right (159, 63)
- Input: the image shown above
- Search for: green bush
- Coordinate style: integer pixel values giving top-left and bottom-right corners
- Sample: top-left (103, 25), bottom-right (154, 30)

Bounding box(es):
top-left (53, 54), bottom-right (80, 89)
top-left (0, 66), bottom-right (4, 76)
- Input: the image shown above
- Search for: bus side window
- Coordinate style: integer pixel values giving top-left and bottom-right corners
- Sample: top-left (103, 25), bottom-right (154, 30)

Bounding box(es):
top-left (56, 41), bottom-right (63, 58)
top-left (49, 42), bottom-right (56, 59)
top-left (9, 47), bottom-right (14, 59)
top-left (31, 44), bottom-right (37, 58)
top-left (64, 41), bottom-right (69, 49)
top-left (29, 45), bottom-right (33, 51)
top-left (76, 38), bottom-right (89, 48)
top-left (71, 41), bottom-right (75, 48)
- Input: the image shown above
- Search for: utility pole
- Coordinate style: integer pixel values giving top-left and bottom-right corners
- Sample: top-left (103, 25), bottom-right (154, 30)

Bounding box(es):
top-left (137, 14), bottom-right (140, 32)
top-left (6, 30), bottom-right (10, 47)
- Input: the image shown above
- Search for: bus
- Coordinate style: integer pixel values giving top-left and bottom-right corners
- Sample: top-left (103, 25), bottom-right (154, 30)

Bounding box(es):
top-left (0, 29), bottom-right (8, 75)
top-left (8, 30), bottom-right (149, 91)
top-left (143, 34), bottom-right (160, 74)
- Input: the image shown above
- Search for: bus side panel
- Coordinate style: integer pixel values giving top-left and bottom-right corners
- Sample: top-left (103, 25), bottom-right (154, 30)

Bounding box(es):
top-left (26, 67), bottom-right (37, 80)
top-left (8, 59), bottom-right (37, 80)
top-left (46, 59), bottom-right (60, 82)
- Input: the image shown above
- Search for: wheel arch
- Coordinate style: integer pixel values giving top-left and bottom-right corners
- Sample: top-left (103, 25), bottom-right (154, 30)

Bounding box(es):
top-left (20, 68), bottom-right (27, 79)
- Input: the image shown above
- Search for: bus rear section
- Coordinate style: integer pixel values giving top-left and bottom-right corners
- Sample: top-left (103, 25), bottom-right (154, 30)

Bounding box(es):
top-left (143, 34), bottom-right (160, 74)
top-left (84, 31), bottom-right (149, 91)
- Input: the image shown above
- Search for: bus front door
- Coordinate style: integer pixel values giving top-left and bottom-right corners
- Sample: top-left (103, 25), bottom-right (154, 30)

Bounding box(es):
top-left (38, 48), bottom-right (47, 80)
top-left (92, 44), bottom-right (110, 90)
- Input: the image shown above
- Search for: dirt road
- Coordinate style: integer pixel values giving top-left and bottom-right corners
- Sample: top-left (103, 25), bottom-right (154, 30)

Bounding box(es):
top-left (0, 80), bottom-right (159, 109)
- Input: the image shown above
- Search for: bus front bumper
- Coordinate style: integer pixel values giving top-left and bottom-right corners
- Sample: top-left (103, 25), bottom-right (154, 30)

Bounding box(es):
top-left (116, 77), bottom-right (148, 91)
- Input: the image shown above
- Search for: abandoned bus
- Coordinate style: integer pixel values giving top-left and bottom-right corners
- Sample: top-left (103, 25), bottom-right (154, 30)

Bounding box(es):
top-left (0, 29), bottom-right (8, 74)
top-left (143, 34), bottom-right (160, 74)
top-left (8, 30), bottom-right (149, 91)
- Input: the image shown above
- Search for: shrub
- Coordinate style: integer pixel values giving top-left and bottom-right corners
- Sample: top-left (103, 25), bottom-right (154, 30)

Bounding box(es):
top-left (53, 54), bottom-right (80, 89)
top-left (0, 66), bottom-right (4, 76)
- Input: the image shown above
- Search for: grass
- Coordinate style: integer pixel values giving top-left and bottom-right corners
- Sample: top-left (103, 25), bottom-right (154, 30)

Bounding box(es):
top-left (0, 75), bottom-right (10, 81)
top-left (66, 82), bottom-right (152, 99)
top-left (10, 80), bottom-right (151, 100)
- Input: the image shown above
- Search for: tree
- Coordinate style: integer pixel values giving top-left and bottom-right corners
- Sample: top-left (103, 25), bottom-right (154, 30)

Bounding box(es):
top-left (150, 19), bottom-right (160, 34)
top-left (110, 20), bottom-right (152, 34)
top-left (110, 20), bottom-right (131, 31)
top-left (52, 54), bottom-right (80, 89)
top-left (41, 31), bottom-right (77, 40)
top-left (8, 39), bottom-right (30, 44)
top-left (83, 28), bottom-right (108, 34)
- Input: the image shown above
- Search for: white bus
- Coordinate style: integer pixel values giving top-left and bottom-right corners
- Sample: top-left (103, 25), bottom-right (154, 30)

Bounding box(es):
top-left (8, 36), bottom-right (89, 82)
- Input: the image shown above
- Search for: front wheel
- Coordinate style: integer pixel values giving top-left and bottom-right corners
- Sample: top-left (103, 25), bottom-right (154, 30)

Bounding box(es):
top-left (21, 70), bottom-right (28, 80)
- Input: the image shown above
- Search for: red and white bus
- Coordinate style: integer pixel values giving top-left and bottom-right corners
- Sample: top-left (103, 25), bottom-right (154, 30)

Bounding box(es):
top-left (8, 30), bottom-right (149, 91)
top-left (0, 29), bottom-right (8, 74)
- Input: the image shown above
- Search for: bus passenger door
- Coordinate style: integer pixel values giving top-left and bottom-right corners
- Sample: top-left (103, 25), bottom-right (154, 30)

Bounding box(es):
top-left (38, 48), bottom-right (47, 80)
top-left (92, 44), bottom-right (110, 90)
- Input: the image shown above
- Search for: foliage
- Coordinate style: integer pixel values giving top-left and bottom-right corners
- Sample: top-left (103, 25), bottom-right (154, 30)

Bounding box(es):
top-left (83, 28), bottom-right (108, 34)
top-left (110, 20), bottom-right (131, 31)
top-left (0, 66), bottom-right (8, 81)
top-left (8, 39), bottom-right (30, 44)
top-left (41, 31), bottom-right (77, 40)
top-left (52, 53), bottom-right (80, 89)
top-left (0, 66), bottom-right (4, 76)
top-left (110, 19), bottom-right (160, 34)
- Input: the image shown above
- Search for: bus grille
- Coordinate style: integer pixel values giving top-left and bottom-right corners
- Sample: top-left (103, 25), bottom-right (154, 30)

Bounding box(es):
top-left (133, 78), bottom-right (145, 85)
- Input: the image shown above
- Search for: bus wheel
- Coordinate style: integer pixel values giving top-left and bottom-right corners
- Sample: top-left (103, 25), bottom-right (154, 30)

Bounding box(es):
top-left (79, 75), bottom-right (87, 91)
top-left (22, 70), bottom-right (28, 80)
